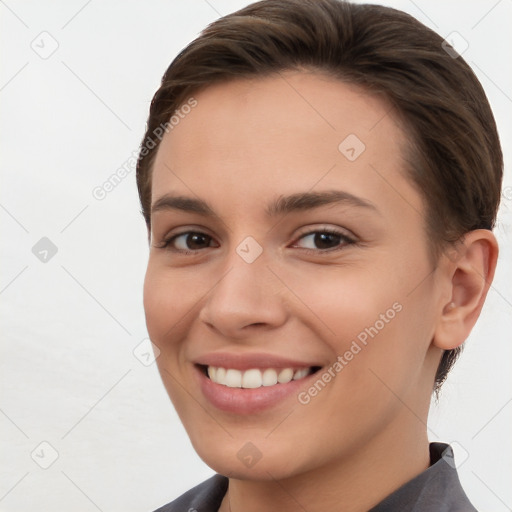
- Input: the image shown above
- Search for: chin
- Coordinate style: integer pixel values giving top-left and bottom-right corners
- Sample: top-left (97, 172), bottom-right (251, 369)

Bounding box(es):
top-left (189, 433), bottom-right (314, 482)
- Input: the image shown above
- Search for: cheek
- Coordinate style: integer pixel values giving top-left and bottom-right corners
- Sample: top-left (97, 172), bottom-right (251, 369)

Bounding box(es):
top-left (287, 256), bottom-right (435, 377)
top-left (280, 261), bottom-right (401, 341)
top-left (336, 285), bottom-right (438, 402)
top-left (143, 264), bottom-right (205, 416)
top-left (142, 267), bottom-right (169, 341)
top-left (142, 262), bottom-right (200, 342)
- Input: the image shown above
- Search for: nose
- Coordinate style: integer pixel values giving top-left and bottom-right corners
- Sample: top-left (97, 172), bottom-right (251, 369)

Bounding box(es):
top-left (198, 250), bottom-right (289, 340)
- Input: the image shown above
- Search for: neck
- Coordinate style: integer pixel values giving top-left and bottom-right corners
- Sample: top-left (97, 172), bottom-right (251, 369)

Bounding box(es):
top-left (219, 415), bottom-right (430, 512)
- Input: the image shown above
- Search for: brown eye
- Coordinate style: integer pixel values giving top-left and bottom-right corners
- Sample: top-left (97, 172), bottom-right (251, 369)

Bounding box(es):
top-left (160, 231), bottom-right (217, 252)
top-left (294, 230), bottom-right (355, 252)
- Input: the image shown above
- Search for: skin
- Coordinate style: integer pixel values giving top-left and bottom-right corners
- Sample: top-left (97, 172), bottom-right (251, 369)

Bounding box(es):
top-left (143, 71), bottom-right (498, 512)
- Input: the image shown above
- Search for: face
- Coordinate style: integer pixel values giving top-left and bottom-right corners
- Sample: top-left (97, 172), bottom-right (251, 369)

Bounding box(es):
top-left (143, 71), bottom-right (446, 480)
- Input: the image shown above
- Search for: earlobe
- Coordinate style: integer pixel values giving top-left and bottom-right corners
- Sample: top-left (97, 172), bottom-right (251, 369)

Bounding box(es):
top-left (433, 230), bottom-right (498, 351)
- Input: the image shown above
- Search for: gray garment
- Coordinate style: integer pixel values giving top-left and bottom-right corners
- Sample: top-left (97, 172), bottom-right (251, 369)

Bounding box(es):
top-left (153, 442), bottom-right (477, 512)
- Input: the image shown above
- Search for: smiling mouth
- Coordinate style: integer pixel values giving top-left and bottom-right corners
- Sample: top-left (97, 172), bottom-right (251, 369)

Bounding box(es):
top-left (199, 365), bottom-right (322, 389)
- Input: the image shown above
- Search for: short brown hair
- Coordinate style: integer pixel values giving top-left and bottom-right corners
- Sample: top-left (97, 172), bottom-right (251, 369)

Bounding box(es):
top-left (136, 0), bottom-right (503, 394)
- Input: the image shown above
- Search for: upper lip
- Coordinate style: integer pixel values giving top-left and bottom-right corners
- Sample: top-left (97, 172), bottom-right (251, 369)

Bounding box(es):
top-left (194, 352), bottom-right (322, 371)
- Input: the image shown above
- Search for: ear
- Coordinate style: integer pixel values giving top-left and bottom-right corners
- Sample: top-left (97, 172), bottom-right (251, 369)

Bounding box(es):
top-left (433, 229), bottom-right (499, 350)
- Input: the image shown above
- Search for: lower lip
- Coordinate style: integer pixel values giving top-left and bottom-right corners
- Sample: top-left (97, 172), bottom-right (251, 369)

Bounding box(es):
top-left (196, 366), bottom-right (318, 414)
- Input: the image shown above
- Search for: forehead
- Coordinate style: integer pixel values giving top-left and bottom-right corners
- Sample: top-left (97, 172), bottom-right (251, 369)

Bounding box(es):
top-left (151, 71), bottom-right (422, 223)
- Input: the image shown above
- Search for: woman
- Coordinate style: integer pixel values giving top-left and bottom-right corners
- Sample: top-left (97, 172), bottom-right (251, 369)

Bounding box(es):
top-left (136, 1), bottom-right (502, 510)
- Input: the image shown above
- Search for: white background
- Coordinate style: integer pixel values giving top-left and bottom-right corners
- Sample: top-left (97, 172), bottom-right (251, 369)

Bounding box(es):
top-left (1, 1), bottom-right (511, 511)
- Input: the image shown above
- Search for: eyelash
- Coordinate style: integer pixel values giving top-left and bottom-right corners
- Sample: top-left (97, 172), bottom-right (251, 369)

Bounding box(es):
top-left (155, 228), bottom-right (356, 255)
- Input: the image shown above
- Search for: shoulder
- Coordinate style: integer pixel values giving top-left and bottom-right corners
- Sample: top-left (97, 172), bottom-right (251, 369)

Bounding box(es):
top-left (424, 443), bottom-right (478, 512)
top-left (152, 474), bottom-right (229, 512)
top-left (370, 442), bottom-right (478, 512)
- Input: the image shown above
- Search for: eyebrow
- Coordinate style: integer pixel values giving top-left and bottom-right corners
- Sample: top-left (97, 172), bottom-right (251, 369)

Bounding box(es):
top-left (151, 190), bottom-right (379, 218)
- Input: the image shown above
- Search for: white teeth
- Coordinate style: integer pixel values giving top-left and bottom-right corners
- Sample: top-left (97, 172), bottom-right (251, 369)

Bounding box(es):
top-left (224, 368), bottom-right (242, 388)
top-left (262, 368), bottom-right (278, 386)
top-left (293, 368), bottom-right (309, 380)
top-left (206, 366), bottom-right (313, 389)
top-left (277, 368), bottom-right (294, 384)
top-left (242, 369), bottom-right (262, 389)
top-left (216, 367), bottom-right (226, 382)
